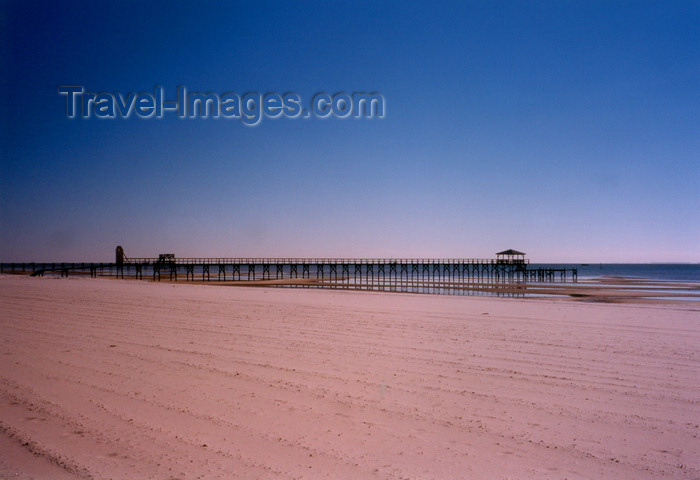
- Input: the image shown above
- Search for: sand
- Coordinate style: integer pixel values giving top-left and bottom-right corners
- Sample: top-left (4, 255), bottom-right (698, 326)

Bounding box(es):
top-left (1, 275), bottom-right (698, 479)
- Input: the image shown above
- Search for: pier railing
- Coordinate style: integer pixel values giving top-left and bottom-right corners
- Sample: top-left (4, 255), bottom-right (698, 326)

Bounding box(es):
top-left (124, 257), bottom-right (530, 265)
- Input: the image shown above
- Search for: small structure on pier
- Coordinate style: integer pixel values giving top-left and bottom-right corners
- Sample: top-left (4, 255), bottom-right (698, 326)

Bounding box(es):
top-left (115, 246), bottom-right (125, 266)
top-left (156, 253), bottom-right (176, 267)
top-left (496, 249), bottom-right (526, 264)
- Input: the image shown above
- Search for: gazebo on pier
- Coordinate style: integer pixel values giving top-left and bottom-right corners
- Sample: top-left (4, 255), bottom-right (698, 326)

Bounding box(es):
top-left (496, 249), bottom-right (526, 264)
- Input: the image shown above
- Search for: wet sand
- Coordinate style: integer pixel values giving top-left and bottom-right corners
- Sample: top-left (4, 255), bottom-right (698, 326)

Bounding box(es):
top-left (1, 275), bottom-right (698, 479)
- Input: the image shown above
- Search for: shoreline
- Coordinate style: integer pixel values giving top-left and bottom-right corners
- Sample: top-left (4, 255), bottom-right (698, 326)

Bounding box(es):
top-left (1, 275), bottom-right (698, 479)
top-left (4, 272), bottom-right (699, 304)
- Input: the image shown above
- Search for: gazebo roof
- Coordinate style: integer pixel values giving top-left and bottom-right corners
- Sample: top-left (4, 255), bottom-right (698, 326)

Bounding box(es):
top-left (496, 249), bottom-right (526, 256)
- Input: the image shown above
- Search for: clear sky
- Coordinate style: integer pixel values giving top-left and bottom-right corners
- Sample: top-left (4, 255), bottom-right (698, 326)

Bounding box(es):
top-left (1, 1), bottom-right (698, 263)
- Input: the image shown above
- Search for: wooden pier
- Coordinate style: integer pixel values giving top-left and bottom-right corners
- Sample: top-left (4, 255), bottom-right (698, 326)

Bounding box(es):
top-left (1, 249), bottom-right (576, 296)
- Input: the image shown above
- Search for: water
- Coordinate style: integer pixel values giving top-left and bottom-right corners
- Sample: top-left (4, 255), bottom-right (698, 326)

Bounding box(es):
top-left (6, 262), bottom-right (698, 282)
top-left (523, 263), bottom-right (700, 302)
top-left (529, 264), bottom-right (700, 282)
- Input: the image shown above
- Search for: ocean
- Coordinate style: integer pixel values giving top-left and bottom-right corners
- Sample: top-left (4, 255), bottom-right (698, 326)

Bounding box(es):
top-left (529, 264), bottom-right (700, 282)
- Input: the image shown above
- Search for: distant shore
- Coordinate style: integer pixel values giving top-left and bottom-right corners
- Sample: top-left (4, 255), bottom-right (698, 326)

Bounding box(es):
top-left (1, 275), bottom-right (698, 479)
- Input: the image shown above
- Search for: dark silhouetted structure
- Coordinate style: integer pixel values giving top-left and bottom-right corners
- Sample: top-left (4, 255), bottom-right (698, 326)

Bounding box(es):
top-left (116, 246), bottom-right (125, 266)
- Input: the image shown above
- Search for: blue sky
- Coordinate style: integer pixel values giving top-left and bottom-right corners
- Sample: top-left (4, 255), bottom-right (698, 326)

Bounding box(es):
top-left (1, 1), bottom-right (698, 262)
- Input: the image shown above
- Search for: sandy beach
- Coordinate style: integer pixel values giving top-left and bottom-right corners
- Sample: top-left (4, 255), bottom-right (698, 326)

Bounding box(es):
top-left (1, 275), bottom-right (698, 479)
